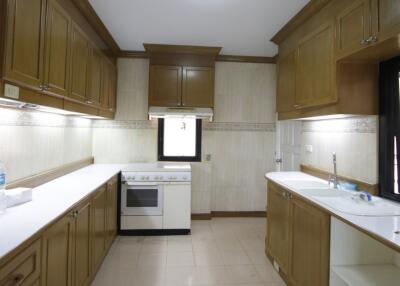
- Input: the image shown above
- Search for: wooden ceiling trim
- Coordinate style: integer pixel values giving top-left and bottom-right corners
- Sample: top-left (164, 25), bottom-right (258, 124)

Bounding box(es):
top-left (216, 54), bottom-right (276, 64)
top-left (119, 50), bottom-right (149, 58)
top-left (271, 0), bottom-right (331, 44)
top-left (71, 0), bottom-right (120, 56)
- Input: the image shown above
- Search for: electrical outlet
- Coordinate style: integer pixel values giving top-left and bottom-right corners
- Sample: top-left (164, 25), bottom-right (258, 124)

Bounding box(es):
top-left (4, 84), bottom-right (20, 99)
top-left (305, 144), bottom-right (313, 153)
top-left (205, 154), bottom-right (212, 161)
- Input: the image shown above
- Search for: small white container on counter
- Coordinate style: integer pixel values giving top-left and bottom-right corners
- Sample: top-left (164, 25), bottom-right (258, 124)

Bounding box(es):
top-left (5, 188), bottom-right (32, 208)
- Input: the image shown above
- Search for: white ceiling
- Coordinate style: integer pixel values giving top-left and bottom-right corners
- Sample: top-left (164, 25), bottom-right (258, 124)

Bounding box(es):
top-left (89, 0), bottom-right (309, 57)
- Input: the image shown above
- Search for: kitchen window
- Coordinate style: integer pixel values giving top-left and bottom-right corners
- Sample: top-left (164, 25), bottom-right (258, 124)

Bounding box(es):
top-left (379, 56), bottom-right (400, 202)
top-left (157, 118), bottom-right (202, 162)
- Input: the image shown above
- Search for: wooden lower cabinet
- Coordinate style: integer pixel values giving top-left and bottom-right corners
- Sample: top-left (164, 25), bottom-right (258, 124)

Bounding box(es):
top-left (41, 212), bottom-right (74, 286)
top-left (105, 177), bottom-right (118, 248)
top-left (288, 196), bottom-right (330, 286)
top-left (92, 185), bottom-right (107, 273)
top-left (266, 181), bottom-right (330, 286)
top-left (0, 176), bottom-right (118, 286)
top-left (266, 182), bottom-right (290, 273)
top-left (73, 200), bottom-right (92, 286)
top-left (0, 239), bottom-right (41, 286)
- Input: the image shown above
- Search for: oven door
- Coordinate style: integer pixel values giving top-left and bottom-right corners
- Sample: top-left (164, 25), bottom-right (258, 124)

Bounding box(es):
top-left (121, 182), bottom-right (163, 216)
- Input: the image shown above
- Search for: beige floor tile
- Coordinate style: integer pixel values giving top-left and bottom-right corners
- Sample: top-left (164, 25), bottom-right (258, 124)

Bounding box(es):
top-left (194, 249), bottom-right (224, 266)
top-left (141, 240), bottom-right (168, 253)
top-left (216, 237), bottom-right (243, 251)
top-left (245, 249), bottom-right (269, 265)
top-left (167, 251), bottom-right (195, 266)
top-left (220, 249), bottom-right (252, 265)
top-left (165, 266), bottom-right (196, 286)
top-left (137, 252), bottom-right (167, 267)
top-left (224, 265), bottom-right (263, 284)
top-left (167, 240), bottom-right (193, 252)
top-left (133, 265), bottom-right (166, 286)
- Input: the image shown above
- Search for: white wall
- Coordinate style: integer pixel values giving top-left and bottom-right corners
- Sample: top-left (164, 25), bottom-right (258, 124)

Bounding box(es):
top-left (0, 108), bottom-right (92, 182)
top-left (93, 58), bottom-right (277, 212)
top-left (301, 116), bottom-right (378, 184)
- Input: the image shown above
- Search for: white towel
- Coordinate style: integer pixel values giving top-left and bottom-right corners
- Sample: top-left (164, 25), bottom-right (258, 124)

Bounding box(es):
top-left (4, 188), bottom-right (32, 207)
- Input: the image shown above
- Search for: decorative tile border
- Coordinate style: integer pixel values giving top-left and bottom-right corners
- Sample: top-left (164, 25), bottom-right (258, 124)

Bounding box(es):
top-left (92, 119), bottom-right (276, 132)
top-left (302, 116), bottom-right (377, 133)
top-left (0, 109), bottom-right (92, 128)
top-left (203, 122), bottom-right (276, 132)
top-left (93, 120), bottom-right (158, 129)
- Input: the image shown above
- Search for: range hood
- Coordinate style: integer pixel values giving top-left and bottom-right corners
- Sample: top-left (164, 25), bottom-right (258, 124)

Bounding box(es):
top-left (148, 106), bottom-right (214, 121)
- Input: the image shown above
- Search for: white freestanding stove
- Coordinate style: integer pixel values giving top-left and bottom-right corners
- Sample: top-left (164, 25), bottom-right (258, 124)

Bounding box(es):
top-left (120, 163), bottom-right (191, 235)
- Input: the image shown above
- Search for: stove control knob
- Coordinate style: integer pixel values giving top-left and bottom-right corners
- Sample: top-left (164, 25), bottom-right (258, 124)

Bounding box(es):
top-left (141, 176), bottom-right (145, 180)
top-left (183, 176), bottom-right (187, 180)
top-left (146, 176), bottom-right (150, 180)
top-left (159, 176), bottom-right (163, 180)
top-left (154, 176), bottom-right (159, 180)
top-left (131, 176), bottom-right (135, 180)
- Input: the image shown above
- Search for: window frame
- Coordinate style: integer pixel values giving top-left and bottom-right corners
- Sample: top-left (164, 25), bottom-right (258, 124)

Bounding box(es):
top-left (157, 118), bottom-right (202, 162)
top-left (379, 56), bottom-right (400, 202)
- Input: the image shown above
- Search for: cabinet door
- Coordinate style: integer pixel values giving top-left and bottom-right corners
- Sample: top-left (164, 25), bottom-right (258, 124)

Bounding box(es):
top-left (41, 213), bottom-right (74, 286)
top-left (100, 57), bottom-right (110, 109)
top-left (92, 186), bottom-right (107, 272)
top-left (182, 66), bottom-right (214, 108)
top-left (69, 24), bottom-right (89, 102)
top-left (87, 46), bottom-right (102, 106)
top-left (108, 62), bottom-right (117, 112)
top-left (288, 196), bottom-right (330, 286)
top-left (149, 65), bottom-right (182, 107)
top-left (266, 182), bottom-right (290, 273)
top-left (73, 201), bottom-right (92, 286)
top-left (276, 52), bottom-right (296, 113)
top-left (43, 0), bottom-right (71, 97)
top-left (163, 184), bottom-right (191, 229)
top-left (335, 0), bottom-right (371, 58)
top-left (371, 0), bottom-right (400, 41)
top-left (0, 239), bottom-right (41, 286)
top-left (295, 22), bottom-right (335, 108)
top-left (105, 177), bottom-right (118, 248)
top-left (4, 0), bottom-right (46, 89)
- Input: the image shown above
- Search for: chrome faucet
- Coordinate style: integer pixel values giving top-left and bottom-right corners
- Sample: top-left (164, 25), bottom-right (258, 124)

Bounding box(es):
top-left (329, 152), bottom-right (339, 189)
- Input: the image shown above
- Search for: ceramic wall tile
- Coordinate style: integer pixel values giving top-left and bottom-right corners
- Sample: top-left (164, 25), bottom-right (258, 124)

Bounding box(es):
top-left (92, 59), bottom-right (277, 212)
top-left (0, 109), bottom-right (92, 183)
top-left (301, 116), bottom-right (378, 184)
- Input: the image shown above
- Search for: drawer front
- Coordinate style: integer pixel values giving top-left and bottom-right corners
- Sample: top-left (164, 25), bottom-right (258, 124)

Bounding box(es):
top-left (0, 239), bottom-right (41, 286)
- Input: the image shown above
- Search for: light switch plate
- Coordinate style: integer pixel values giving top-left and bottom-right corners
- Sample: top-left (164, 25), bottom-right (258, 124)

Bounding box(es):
top-left (4, 84), bottom-right (20, 99)
top-left (305, 144), bottom-right (313, 153)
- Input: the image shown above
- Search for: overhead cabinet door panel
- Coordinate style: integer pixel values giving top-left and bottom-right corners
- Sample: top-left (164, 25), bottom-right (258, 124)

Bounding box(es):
top-left (149, 65), bottom-right (182, 107)
top-left (43, 0), bottom-right (71, 96)
top-left (4, 0), bottom-right (46, 89)
top-left (295, 22), bottom-right (335, 108)
top-left (69, 24), bottom-right (89, 102)
top-left (182, 66), bottom-right (214, 108)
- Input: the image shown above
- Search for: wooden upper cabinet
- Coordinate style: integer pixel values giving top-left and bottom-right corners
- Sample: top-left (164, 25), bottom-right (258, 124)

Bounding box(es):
top-left (108, 63), bottom-right (117, 112)
top-left (182, 66), bottom-right (214, 108)
top-left (266, 182), bottom-right (291, 273)
top-left (4, 0), bottom-right (46, 89)
top-left (295, 22), bottom-right (335, 109)
top-left (100, 58), bottom-right (117, 112)
top-left (149, 65), bottom-right (182, 107)
top-left (43, 0), bottom-right (71, 97)
top-left (41, 213), bottom-right (74, 286)
top-left (335, 0), bottom-right (371, 58)
top-left (371, 0), bottom-right (400, 41)
top-left (87, 45), bottom-right (102, 106)
top-left (69, 23), bottom-right (89, 102)
top-left (276, 52), bottom-right (296, 113)
top-left (288, 196), bottom-right (330, 286)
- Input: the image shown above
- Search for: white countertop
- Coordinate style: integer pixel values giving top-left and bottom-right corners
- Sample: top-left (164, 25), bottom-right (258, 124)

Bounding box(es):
top-left (122, 162), bottom-right (192, 172)
top-left (0, 164), bottom-right (124, 260)
top-left (266, 172), bottom-right (400, 252)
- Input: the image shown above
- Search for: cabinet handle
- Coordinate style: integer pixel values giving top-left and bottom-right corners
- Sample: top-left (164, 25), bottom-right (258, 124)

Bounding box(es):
top-left (2, 273), bottom-right (24, 286)
top-left (293, 104), bottom-right (301, 109)
top-left (39, 84), bottom-right (44, 90)
top-left (68, 210), bottom-right (78, 218)
top-left (360, 39), bottom-right (368, 45)
top-left (86, 100), bottom-right (93, 104)
top-left (368, 36), bottom-right (378, 43)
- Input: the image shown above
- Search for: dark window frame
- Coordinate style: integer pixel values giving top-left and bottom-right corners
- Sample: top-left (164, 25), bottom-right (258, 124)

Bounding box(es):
top-left (157, 118), bottom-right (202, 162)
top-left (379, 56), bottom-right (400, 202)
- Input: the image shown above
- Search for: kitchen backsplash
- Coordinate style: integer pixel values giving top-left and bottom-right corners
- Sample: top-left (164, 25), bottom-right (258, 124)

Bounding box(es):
top-left (0, 108), bottom-right (93, 182)
top-left (93, 58), bottom-right (277, 213)
top-left (301, 116), bottom-right (378, 184)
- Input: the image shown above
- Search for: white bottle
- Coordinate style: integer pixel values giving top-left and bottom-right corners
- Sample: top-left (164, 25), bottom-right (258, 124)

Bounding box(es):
top-left (0, 162), bottom-right (7, 214)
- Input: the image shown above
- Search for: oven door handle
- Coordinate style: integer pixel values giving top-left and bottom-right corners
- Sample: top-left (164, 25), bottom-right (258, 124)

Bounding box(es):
top-left (123, 182), bottom-right (161, 186)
